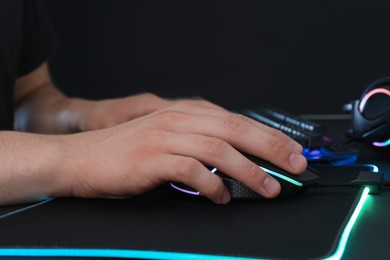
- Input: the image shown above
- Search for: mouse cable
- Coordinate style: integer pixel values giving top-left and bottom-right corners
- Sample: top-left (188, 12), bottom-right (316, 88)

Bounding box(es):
top-left (313, 171), bottom-right (390, 194)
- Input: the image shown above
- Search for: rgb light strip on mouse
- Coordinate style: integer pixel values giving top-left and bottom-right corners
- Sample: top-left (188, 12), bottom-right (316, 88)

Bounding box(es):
top-left (170, 166), bottom-right (303, 196)
top-left (259, 166), bottom-right (303, 186)
top-left (0, 187), bottom-right (370, 260)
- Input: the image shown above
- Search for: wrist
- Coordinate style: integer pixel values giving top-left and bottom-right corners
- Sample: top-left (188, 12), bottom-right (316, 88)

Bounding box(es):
top-left (0, 132), bottom-right (74, 205)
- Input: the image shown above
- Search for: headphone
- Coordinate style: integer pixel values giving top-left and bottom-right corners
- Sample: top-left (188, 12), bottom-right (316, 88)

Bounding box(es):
top-left (344, 77), bottom-right (390, 157)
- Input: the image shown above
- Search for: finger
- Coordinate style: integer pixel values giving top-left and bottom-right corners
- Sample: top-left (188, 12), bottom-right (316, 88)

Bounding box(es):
top-left (148, 111), bottom-right (307, 174)
top-left (150, 154), bottom-right (231, 204)
top-left (155, 103), bottom-right (302, 153)
top-left (160, 133), bottom-right (281, 199)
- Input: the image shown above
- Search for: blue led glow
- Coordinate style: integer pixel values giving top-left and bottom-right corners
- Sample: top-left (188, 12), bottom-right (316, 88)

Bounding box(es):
top-left (329, 156), bottom-right (359, 166)
top-left (303, 147), bottom-right (330, 160)
top-left (0, 187), bottom-right (371, 260)
top-left (303, 149), bottom-right (322, 160)
top-left (259, 166), bottom-right (303, 186)
top-left (302, 147), bottom-right (358, 165)
top-left (308, 149), bottom-right (321, 155)
top-left (0, 248), bottom-right (266, 260)
top-left (361, 164), bottom-right (380, 173)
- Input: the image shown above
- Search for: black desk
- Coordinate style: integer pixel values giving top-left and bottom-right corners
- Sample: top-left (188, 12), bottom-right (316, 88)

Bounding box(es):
top-left (0, 116), bottom-right (388, 260)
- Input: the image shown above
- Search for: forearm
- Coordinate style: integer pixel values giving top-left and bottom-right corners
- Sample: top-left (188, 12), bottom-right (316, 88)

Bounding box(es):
top-left (0, 131), bottom-right (72, 205)
top-left (13, 62), bottom-right (91, 134)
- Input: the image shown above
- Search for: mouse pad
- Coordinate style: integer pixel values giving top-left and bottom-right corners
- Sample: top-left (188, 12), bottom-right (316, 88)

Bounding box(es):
top-left (0, 166), bottom-right (373, 260)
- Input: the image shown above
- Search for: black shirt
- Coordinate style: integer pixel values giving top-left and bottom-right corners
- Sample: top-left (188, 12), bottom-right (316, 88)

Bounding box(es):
top-left (0, 0), bottom-right (58, 130)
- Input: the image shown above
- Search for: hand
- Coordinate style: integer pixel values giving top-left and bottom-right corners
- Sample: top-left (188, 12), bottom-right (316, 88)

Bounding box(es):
top-left (70, 93), bottom-right (225, 131)
top-left (59, 101), bottom-right (307, 204)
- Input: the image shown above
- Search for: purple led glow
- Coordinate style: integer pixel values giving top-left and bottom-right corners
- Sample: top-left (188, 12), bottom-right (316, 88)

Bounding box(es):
top-left (323, 135), bottom-right (333, 142)
top-left (170, 167), bottom-right (218, 196)
top-left (170, 183), bottom-right (200, 196)
top-left (303, 148), bottom-right (326, 160)
top-left (359, 88), bottom-right (390, 113)
top-left (303, 149), bottom-right (322, 160)
top-left (308, 149), bottom-right (321, 155)
top-left (373, 138), bottom-right (390, 147)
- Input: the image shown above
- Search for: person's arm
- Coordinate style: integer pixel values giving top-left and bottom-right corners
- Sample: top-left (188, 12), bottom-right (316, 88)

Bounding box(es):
top-left (4, 61), bottom-right (307, 207)
top-left (14, 62), bottom-right (222, 134)
top-left (14, 62), bottom-right (72, 133)
top-left (0, 131), bottom-right (72, 205)
top-left (0, 104), bottom-right (306, 206)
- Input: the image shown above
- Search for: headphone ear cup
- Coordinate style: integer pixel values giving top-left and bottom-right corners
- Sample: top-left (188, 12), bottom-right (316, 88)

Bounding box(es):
top-left (358, 77), bottom-right (390, 118)
top-left (350, 77), bottom-right (390, 157)
top-left (359, 76), bottom-right (390, 98)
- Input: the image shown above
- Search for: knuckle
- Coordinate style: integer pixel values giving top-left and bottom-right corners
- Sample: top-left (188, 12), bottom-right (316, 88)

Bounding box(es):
top-left (174, 157), bottom-right (201, 179)
top-left (224, 114), bottom-right (250, 134)
top-left (138, 92), bottom-right (162, 105)
top-left (193, 99), bottom-right (214, 107)
top-left (269, 128), bottom-right (285, 139)
top-left (148, 130), bottom-right (171, 145)
top-left (171, 102), bottom-right (194, 111)
top-left (204, 139), bottom-right (229, 158)
top-left (140, 92), bottom-right (159, 100)
top-left (268, 139), bottom-right (287, 155)
top-left (207, 176), bottom-right (222, 195)
top-left (246, 163), bottom-right (261, 180)
top-left (154, 110), bottom-right (188, 126)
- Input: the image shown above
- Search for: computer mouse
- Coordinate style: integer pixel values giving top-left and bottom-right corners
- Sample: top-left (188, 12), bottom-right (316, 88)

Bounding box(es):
top-left (170, 153), bottom-right (319, 199)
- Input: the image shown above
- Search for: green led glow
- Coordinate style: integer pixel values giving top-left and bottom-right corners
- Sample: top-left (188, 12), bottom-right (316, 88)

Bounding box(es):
top-left (323, 187), bottom-right (370, 260)
top-left (259, 166), bottom-right (303, 186)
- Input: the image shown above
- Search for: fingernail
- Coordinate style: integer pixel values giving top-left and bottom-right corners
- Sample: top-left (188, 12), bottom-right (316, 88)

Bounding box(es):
top-left (221, 189), bottom-right (231, 204)
top-left (289, 152), bottom-right (306, 169)
top-left (263, 176), bottom-right (280, 195)
top-left (289, 141), bottom-right (303, 152)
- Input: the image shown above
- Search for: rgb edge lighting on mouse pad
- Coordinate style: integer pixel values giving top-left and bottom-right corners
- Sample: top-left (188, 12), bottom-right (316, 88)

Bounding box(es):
top-left (0, 188), bottom-right (369, 260)
top-left (0, 184), bottom-right (368, 260)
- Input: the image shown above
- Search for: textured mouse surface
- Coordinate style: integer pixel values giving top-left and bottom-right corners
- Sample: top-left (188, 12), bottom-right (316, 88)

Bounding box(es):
top-left (0, 166), bottom-right (370, 260)
top-left (221, 175), bottom-right (306, 199)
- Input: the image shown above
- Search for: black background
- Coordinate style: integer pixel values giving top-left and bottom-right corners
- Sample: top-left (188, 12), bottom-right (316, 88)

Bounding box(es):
top-left (44, 0), bottom-right (390, 114)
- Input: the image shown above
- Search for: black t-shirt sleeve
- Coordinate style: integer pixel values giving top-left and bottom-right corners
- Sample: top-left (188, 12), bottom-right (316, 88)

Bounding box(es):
top-left (18, 0), bottom-right (59, 77)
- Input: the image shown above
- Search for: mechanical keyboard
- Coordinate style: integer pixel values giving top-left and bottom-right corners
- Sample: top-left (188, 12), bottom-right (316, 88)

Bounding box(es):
top-left (236, 107), bottom-right (360, 165)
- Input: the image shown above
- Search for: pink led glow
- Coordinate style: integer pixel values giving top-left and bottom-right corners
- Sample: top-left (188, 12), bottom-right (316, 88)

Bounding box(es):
top-left (323, 135), bottom-right (332, 142)
top-left (170, 183), bottom-right (200, 196)
top-left (359, 88), bottom-right (390, 113)
top-left (372, 138), bottom-right (390, 147)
